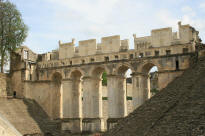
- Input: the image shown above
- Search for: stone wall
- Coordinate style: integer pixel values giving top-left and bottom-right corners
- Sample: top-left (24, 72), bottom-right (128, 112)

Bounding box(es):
top-left (134, 22), bottom-right (198, 49)
top-left (23, 81), bottom-right (61, 119)
top-left (0, 73), bottom-right (8, 97)
top-left (9, 22), bottom-right (201, 133)
top-left (11, 71), bottom-right (23, 98)
top-left (58, 35), bottom-right (129, 60)
top-left (55, 22), bottom-right (199, 60)
top-left (0, 73), bottom-right (11, 97)
top-left (0, 114), bottom-right (22, 136)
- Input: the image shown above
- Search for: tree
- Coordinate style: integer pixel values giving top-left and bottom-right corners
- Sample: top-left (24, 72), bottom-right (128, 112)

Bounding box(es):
top-left (0, 0), bottom-right (28, 72)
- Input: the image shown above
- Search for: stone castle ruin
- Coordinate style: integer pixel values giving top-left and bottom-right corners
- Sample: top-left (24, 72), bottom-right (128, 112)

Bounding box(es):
top-left (5, 22), bottom-right (201, 134)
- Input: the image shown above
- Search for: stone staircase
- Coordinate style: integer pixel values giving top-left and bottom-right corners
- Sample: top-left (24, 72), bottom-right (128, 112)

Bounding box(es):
top-left (0, 98), bottom-right (62, 136)
top-left (104, 56), bottom-right (205, 136)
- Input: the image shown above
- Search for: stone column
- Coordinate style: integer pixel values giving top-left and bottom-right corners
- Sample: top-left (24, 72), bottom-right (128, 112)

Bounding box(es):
top-left (107, 75), bottom-right (127, 130)
top-left (61, 79), bottom-right (72, 118)
top-left (82, 76), bottom-right (104, 132)
top-left (132, 73), bottom-right (150, 109)
top-left (61, 79), bottom-right (82, 133)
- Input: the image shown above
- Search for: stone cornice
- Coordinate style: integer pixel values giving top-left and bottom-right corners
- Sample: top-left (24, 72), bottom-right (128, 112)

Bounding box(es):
top-left (37, 52), bottom-right (195, 70)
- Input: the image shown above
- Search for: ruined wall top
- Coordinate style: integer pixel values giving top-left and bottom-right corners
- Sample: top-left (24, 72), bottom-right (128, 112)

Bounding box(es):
top-left (14, 46), bottom-right (38, 62)
top-left (134, 22), bottom-right (200, 50)
top-left (56, 22), bottom-right (200, 60)
top-left (58, 35), bottom-right (129, 60)
top-left (16, 22), bottom-right (201, 62)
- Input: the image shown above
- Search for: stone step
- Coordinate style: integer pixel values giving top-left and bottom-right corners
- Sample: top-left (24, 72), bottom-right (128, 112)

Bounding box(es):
top-left (104, 57), bottom-right (205, 136)
top-left (0, 98), bottom-right (62, 136)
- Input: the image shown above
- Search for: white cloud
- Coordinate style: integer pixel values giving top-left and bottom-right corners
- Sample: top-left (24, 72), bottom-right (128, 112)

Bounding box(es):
top-left (46, 0), bottom-right (120, 24)
top-left (10, 0), bottom-right (205, 52)
top-left (181, 6), bottom-right (195, 17)
top-left (182, 6), bottom-right (193, 13)
top-left (43, 0), bottom-right (155, 48)
top-left (199, 2), bottom-right (205, 9)
top-left (156, 10), bottom-right (179, 30)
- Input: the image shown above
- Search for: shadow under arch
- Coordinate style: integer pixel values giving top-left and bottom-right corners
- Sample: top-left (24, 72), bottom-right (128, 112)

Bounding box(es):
top-left (70, 70), bottom-right (82, 80)
top-left (92, 66), bottom-right (107, 78)
top-left (117, 65), bottom-right (130, 76)
top-left (68, 68), bottom-right (84, 79)
top-left (51, 72), bottom-right (63, 119)
top-left (116, 63), bottom-right (134, 76)
top-left (52, 72), bottom-right (62, 85)
top-left (70, 69), bottom-right (83, 116)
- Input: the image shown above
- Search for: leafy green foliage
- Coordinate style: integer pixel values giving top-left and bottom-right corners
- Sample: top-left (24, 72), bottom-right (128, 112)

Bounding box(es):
top-left (0, 0), bottom-right (28, 72)
top-left (126, 96), bottom-right (132, 100)
top-left (150, 88), bottom-right (159, 95)
top-left (102, 72), bottom-right (107, 86)
top-left (102, 97), bottom-right (108, 100)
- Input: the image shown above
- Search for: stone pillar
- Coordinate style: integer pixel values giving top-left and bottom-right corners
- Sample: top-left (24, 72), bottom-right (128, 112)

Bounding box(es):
top-left (107, 75), bottom-right (127, 130)
top-left (61, 79), bottom-right (72, 118)
top-left (61, 79), bottom-right (82, 134)
top-left (82, 76), bottom-right (104, 133)
top-left (132, 73), bottom-right (150, 109)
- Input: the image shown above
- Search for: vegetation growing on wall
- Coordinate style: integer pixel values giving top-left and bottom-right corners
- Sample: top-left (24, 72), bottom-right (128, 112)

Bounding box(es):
top-left (151, 88), bottom-right (159, 95)
top-left (102, 72), bottom-right (107, 86)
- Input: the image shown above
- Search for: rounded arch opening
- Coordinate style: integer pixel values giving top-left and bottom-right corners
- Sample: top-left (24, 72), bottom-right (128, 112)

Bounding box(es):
top-left (142, 63), bottom-right (159, 98)
top-left (52, 72), bottom-right (62, 85)
top-left (117, 65), bottom-right (130, 76)
top-left (91, 66), bottom-right (108, 86)
top-left (149, 66), bottom-right (159, 96)
top-left (117, 64), bottom-right (133, 114)
top-left (92, 67), bottom-right (106, 79)
top-left (70, 70), bottom-right (82, 80)
top-left (70, 70), bottom-right (83, 119)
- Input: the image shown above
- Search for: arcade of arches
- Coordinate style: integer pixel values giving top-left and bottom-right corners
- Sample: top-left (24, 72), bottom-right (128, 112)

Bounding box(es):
top-left (10, 22), bottom-right (200, 133)
top-left (54, 63), bottom-right (161, 133)
top-left (14, 50), bottom-right (195, 134)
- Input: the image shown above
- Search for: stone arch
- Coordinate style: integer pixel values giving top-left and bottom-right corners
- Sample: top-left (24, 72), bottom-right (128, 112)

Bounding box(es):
top-left (115, 63), bottom-right (134, 76)
top-left (137, 61), bottom-right (161, 74)
top-left (132, 62), bottom-right (160, 109)
top-left (141, 62), bottom-right (159, 96)
top-left (52, 72), bottom-right (62, 84)
top-left (88, 65), bottom-right (109, 77)
top-left (68, 68), bottom-right (84, 79)
top-left (49, 70), bottom-right (64, 81)
top-left (51, 72), bottom-right (62, 119)
top-left (142, 63), bottom-right (158, 73)
top-left (92, 67), bottom-right (107, 78)
top-left (70, 70), bottom-right (82, 80)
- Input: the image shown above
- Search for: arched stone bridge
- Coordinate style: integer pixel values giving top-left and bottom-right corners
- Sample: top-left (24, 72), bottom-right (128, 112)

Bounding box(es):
top-left (10, 22), bottom-right (201, 133)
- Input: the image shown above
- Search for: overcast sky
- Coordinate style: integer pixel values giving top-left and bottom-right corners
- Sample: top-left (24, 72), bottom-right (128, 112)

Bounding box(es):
top-left (10, 0), bottom-right (205, 54)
